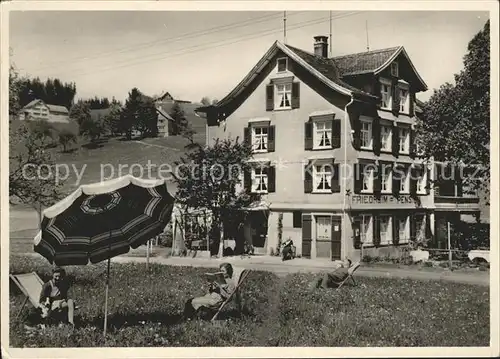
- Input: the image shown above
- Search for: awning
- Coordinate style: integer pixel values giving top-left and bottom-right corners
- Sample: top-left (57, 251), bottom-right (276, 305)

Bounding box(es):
top-left (239, 200), bottom-right (271, 211)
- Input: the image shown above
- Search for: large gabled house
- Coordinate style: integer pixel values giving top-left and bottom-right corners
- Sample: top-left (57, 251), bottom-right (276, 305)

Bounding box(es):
top-left (196, 36), bottom-right (480, 260)
top-left (19, 99), bottom-right (70, 124)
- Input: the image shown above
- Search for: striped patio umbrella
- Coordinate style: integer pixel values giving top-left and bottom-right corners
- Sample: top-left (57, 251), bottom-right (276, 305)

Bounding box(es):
top-left (33, 175), bottom-right (175, 335)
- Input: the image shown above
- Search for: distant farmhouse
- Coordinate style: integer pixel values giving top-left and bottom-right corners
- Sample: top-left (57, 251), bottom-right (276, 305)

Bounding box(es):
top-left (154, 91), bottom-right (206, 140)
top-left (19, 99), bottom-right (70, 124)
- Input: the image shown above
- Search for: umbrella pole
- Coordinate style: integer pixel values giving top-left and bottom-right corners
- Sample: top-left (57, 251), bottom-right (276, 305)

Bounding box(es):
top-left (104, 258), bottom-right (111, 337)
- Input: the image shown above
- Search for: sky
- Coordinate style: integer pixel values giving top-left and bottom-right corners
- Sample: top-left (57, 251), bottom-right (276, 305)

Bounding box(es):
top-left (9, 10), bottom-right (489, 104)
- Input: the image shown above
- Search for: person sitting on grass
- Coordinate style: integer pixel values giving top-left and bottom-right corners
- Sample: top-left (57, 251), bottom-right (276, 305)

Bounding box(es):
top-left (183, 262), bottom-right (236, 320)
top-left (310, 258), bottom-right (352, 290)
top-left (39, 267), bottom-right (75, 328)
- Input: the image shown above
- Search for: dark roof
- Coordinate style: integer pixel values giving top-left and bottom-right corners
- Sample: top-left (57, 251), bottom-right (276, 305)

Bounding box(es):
top-left (332, 47), bottom-right (401, 76)
top-left (156, 101), bottom-right (206, 133)
top-left (284, 44), bottom-right (375, 97)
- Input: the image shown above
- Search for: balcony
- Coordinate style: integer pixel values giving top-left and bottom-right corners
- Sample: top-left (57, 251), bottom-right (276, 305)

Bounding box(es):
top-left (434, 185), bottom-right (480, 211)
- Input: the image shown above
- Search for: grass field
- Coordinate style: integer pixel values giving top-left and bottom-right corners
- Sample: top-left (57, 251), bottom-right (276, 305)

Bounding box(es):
top-left (9, 255), bottom-right (490, 347)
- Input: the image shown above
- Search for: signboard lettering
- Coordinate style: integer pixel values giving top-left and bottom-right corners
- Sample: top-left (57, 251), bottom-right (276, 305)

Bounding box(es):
top-left (351, 195), bottom-right (415, 205)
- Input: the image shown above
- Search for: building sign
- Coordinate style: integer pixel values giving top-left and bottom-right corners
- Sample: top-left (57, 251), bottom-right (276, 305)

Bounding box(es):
top-left (351, 195), bottom-right (416, 205)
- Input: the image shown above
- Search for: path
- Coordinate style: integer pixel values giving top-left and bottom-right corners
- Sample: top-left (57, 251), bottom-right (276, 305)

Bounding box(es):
top-left (109, 254), bottom-right (490, 286)
top-left (134, 140), bottom-right (181, 151)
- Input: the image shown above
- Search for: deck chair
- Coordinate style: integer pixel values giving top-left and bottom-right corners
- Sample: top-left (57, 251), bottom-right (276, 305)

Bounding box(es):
top-left (336, 262), bottom-right (361, 289)
top-left (10, 272), bottom-right (45, 320)
top-left (211, 267), bottom-right (251, 321)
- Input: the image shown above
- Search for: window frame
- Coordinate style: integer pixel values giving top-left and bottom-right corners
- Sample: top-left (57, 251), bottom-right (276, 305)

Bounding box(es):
top-left (361, 165), bottom-right (375, 194)
top-left (380, 124), bottom-right (393, 152)
top-left (251, 166), bottom-right (269, 194)
top-left (275, 82), bottom-right (292, 110)
top-left (380, 77), bottom-right (392, 110)
top-left (277, 57), bottom-right (288, 73)
top-left (398, 215), bottom-right (410, 244)
top-left (379, 215), bottom-right (392, 245)
top-left (399, 166), bottom-right (410, 194)
top-left (251, 125), bottom-right (269, 153)
top-left (381, 165), bottom-right (392, 194)
top-left (313, 119), bottom-right (333, 150)
top-left (391, 62), bottom-right (399, 77)
top-left (414, 214), bottom-right (425, 240)
top-left (398, 127), bottom-right (410, 154)
top-left (417, 168), bottom-right (428, 195)
top-left (360, 118), bottom-right (373, 150)
top-left (312, 162), bottom-right (333, 193)
top-left (359, 215), bottom-right (373, 245)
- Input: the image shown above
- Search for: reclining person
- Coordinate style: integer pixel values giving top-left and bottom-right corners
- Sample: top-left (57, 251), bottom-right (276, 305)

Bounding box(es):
top-left (39, 267), bottom-right (75, 327)
top-left (310, 259), bottom-right (352, 289)
top-left (183, 262), bottom-right (236, 319)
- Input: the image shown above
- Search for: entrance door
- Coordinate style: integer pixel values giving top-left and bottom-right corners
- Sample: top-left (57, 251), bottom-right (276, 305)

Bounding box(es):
top-left (315, 216), bottom-right (332, 259)
top-left (331, 216), bottom-right (342, 260)
top-left (302, 214), bottom-right (312, 258)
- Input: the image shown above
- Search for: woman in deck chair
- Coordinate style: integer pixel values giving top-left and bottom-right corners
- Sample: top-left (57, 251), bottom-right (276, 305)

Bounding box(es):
top-left (183, 262), bottom-right (236, 319)
top-left (310, 259), bottom-right (352, 289)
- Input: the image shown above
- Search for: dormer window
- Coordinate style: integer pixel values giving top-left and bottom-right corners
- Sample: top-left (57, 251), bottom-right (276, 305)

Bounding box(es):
top-left (391, 62), bottom-right (399, 77)
top-left (277, 57), bottom-right (288, 73)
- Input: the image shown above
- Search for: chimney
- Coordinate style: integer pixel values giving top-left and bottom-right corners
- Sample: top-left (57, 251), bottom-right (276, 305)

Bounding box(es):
top-left (314, 35), bottom-right (329, 58)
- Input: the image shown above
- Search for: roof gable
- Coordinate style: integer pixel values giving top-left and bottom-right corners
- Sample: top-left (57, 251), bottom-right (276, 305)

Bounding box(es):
top-left (209, 41), bottom-right (376, 115)
top-left (333, 47), bottom-right (400, 76)
top-left (333, 46), bottom-right (427, 92)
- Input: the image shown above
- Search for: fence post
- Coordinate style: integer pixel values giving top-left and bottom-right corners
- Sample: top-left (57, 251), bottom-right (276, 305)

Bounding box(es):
top-left (447, 221), bottom-right (452, 269)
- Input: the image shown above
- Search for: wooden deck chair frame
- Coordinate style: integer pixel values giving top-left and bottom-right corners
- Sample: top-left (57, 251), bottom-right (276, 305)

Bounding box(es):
top-left (10, 272), bottom-right (45, 321)
top-left (211, 269), bottom-right (250, 321)
top-left (336, 262), bottom-right (361, 289)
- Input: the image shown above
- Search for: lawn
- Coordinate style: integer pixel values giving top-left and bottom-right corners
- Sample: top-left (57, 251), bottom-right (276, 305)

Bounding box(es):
top-left (9, 255), bottom-right (490, 347)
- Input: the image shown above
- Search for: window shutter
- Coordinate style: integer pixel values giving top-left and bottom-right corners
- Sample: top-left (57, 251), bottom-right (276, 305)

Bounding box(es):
top-left (302, 214), bottom-right (313, 258)
top-left (373, 117), bottom-right (381, 155)
top-left (410, 214), bottom-right (417, 241)
top-left (425, 168), bottom-right (431, 196)
top-left (354, 163), bottom-right (363, 194)
top-left (409, 92), bottom-right (414, 117)
top-left (267, 166), bottom-right (276, 193)
top-left (304, 161), bottom-right (313, 193)
top-left (373, 215), bottom-right (381, 247)
top-left (352, 219), bottom-right (361, 249)
top-left (266, 84), bottom-right (274, 111)
top-left (331, 162), bottom-right (340, 193)
top-left (332, 119), bottom-right (341, 149)
top-left (392, 124), bottom-right (399, 157)
top-left (392, 81), bottom-right (400, 113)
top-left (267, 125), bottom-right (275, 152)
top-left (409, 129), bottom-right (416, 158)
top-left (410, 167), bottom-right (418, 196)
top-left (304, 121), bottom-right (313, 150)
top-left (392, 215), bottom-right (400, 245)
top-left (244, 126), bottom-right (251, 147)
top-left (373, 163), bottom-right (382, 196)
top-left (244, 167), bottom-right (252, 192)
top-left (291, 82), bottom-right (300, 109)
top-left (425, 212), bottom-right (432, 240)
top-left (392, 167), bottom-right (401, 197)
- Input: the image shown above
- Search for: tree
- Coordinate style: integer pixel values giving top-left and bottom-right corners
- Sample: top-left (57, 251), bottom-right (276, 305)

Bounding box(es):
top-left (200, 97), bottom-right (211, 106)
top-left (80, 117), bottom-right (106, 143)
top-left (28, 120), bottom-right (56, 146)
top-left (121, 88), bottom-right (158, 139)
top-left (83, 96), bottom-right (112, 110)
top-left (172, 137), bottom-right (259, 256)
top-left (58, 129), bottom-right (78, 152)
top-left (169, 102), bottom-right (192, 136)
top-left (416, 20), bottom-right (490, 203)
top-left (9, 122), bottom-right (66, 211)
top-left (9, 63), bottom-right (25, 117)
top-left (69, 100), bottom-right (91, 127)
top-left (19, 77), bottom-right (76, 110)
top-left (104, 102), bottom-right (123, 137)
